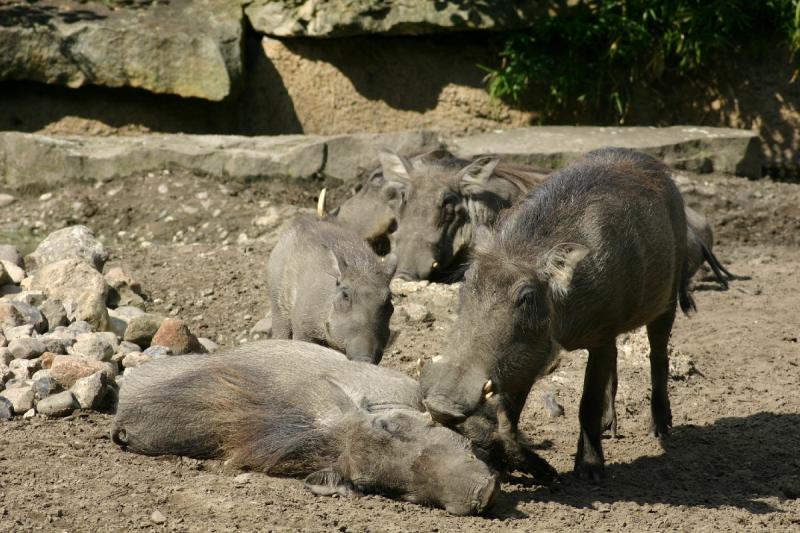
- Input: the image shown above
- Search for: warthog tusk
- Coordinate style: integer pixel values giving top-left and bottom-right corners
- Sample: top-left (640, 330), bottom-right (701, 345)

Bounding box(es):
top-left (431, 261), bottom-right (438, 270)
top-left (483, 379), bottom-right (494, 400)
top-left (317, 188), bottom-right (327, 218)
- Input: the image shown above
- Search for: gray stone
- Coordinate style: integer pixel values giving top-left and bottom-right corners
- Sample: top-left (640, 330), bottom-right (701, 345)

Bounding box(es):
top-left (108, 306), bottom-right (146, 338)
top-left (33, 375), bottom-right (61, 401)
top-left (540, 391), bottom-right (565, 418)
top-left (151, 510), bottom-right (167, 525)
top-left (36, 391), bottom-right (77, 417)
top-left (104, 267), bottom-right (145, 309)
top-left (0, 301), bottom-right (27, 329)
top-left (9, 338), bottom-right (45, 360)
top-left (0, 284), bottom-right (21, 297)
top-left (0, 384), bottom-right (34, 414)
top-left (22, 408), bottom-right (35, 419)
top-left (121, 352), bottom-right (152, 369)
top-left (197, 337), bottom-right (220, 353)
top-left (70, 333), bottom-right (114, 362)
top-left (117, 341), bottom-right (141, 355)
top-left (0, 260), bottom-right (25, 284)
top-left (3, 324), bottom-right (33, 342)
top-left (39, 333), bottom-right (73, 355)
top-left (0, 364), bottom-right (13, 385)
top-left (29, 259), bottom-right (109, 331)
top-left (0, 193), bottom-right (14, 207)
top-left (70, 371), bottom-right (107, 410)
top-left (251, 318), bottom-right (273, 336)
top-left (0, 347), bottom-right (12, 366)
top-left (1, 301), bottom-right (47, 333)
top-left (446, 126), bottom-right (763, 178)
top-left (142, 345), bottom-right (171, 358)
top-left (397, 303), bottom-right (433, 324)
top-left (9, 358), bottom-right (39, 381)
top-left (7, 290), bottom-right (47, 307)
top-left (233, 473), bottom-right (254, 485)
top-left (0, 245), bottom-right (23, 267)
top-left (27, 226), bottom-right (108, 272)
top-left (0, 0), bottom-right (243, 101)
top-left (0, 396), bottom-right (12, 419)
top-left (123, 313), bottom-right (165, 349)
top-left (245, 0), bottom-right (543, 37)
top-left (39, 299), bottom-right (68, 332)
top-left (67, 321), bottom-right (94, 335)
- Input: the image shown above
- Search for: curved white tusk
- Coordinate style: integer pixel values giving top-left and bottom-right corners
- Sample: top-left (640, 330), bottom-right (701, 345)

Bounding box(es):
top-left (316, 188), bottom-right (327, 218)
top-left (431, 261), bottom-right (439, 270)
top-left (483, 379), bottom-right (494, 400)
top-left (416, 358), bottom-right (424, 370)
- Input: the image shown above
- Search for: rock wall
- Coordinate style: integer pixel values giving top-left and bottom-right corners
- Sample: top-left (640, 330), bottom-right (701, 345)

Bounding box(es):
top-left (0, 0), bottom-right (797, 171)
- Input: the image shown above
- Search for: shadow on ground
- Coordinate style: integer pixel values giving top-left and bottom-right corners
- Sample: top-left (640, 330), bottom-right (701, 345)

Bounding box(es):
top-left (495, 412), bottom-right (800, 517)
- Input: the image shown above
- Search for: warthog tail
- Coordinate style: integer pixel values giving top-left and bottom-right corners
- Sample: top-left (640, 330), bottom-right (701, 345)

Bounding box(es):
top-left (679, 257), bottom-right (697, 315)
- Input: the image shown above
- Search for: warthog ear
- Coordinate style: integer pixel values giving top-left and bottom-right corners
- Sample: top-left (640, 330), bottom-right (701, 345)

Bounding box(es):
top-left (378, 150), bottom-right (413, 185)
top-left (382, 253), bottom-right (398, 278)
top-left (304, 468), bottom-right (353, 497)
top-left (458, 156), bottom-right (500, 195)
top-left (538, 243), bottom-right (590, 297)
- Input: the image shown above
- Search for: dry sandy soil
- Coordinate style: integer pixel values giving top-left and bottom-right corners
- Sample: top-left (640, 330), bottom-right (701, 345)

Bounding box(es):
top-left (0, 169), bottom-right (799, 532)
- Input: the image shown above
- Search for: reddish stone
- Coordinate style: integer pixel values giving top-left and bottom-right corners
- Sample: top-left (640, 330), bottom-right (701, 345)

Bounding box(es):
top-left (150, 318), bottom-right (204, 355)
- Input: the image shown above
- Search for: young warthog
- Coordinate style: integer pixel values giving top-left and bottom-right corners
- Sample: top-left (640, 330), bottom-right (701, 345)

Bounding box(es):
top-left (112, 340), bottom-right (499, 515)
top-left (422, 148), bottom-right (695, 481)
top-left (267, 216), bottom-right (396, 363)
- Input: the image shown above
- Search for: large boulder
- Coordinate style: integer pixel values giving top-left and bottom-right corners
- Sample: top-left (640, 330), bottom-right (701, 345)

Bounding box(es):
top-left (29, 259), bottom-right (109, 331)
top-left (26, 225), bottom-right (108, 272)
top-left (0, 0), bottom-right (244, 101)
top-left (245, 0), bottom-right (543, 37)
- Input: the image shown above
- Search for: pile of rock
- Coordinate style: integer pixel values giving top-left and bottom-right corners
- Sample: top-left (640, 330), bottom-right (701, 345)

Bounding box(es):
top-left (0, 225), bottom-right (215, 420)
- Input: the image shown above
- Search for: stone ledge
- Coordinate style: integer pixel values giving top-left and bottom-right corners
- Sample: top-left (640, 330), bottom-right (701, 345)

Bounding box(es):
top-left (0, 126), bottom-right (761, 188)
top-left (446, 126), bottom-right (763, 178)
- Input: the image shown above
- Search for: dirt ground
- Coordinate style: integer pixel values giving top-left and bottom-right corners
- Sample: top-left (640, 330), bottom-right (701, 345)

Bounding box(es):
top-left (0, 168), bottom-right (799, 532)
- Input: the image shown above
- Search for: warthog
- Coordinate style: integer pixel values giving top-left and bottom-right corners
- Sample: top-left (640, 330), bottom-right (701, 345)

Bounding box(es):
top-left (422, 148), bottom-right (695, 481)
top-left (344, 150), bottom-right (734, 287)
top-left (267, 216), bottom-right (396, 363)
top-left (374, 150), bottom-right (548, 281)
top-left (111, 340), bottom-right (499, 515)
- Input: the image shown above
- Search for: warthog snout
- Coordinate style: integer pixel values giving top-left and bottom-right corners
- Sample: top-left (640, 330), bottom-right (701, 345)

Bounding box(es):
top-left (445, 474), bottom-right (500, 516)
top-left (423, 396), bottom-right (469, 424)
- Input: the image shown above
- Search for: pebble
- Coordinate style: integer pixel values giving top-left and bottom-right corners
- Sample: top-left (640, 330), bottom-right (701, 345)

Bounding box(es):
top-left (0, 302), bottom-right (28, 329)
top-left (26, 225), bottom-right (108, 272)
top-left (540, 391), bottom-right (565, 418)
top-left (9, 358), bottom-right (39, 381)
top-left (251, 317), bottom-right (272, 335)
top-left (397, 303), bottom-right (434, 324)
top-left (0, 396), bottom-right (12, 419)
top-left (70, 371), bottom-right (107, 409)
top-left (9, 290), bottom-right (47, 307)
top-left (2, 301), bottom-right (47, 333)
top-left (0, 260), bottom-right (25, 284)
top-left (38, 299), bottom-right (68, 331)
top-left (0, 347), bottom-right (11, 365)
top-left (22, 408), bottom-right (36, 419)
top-left (151, 318), bottom-right (204, 355)
top-left (49, 355), bottom-right (116, 389)
top-left (0, 385), bottom-right (34, 414)
top-left (0, 245), bottom-right (23, 267)
top-left (0, 193), bottom-right (14, 207)
top-left (122, 352), bottom-right (152, 368)
top-left (39, 192), bottom-right (53, 201)
top-left (151, 510), bottom-right (166, 524)
top-left (39, 335), bottom-right (72, 355)
top-left (234, 473), bottom-right (253, 485)
top-left (33, 375), bottom-right (60, 400)
top-left (123, 313), bottom-right (165, 348)
top-left (142, 345), bottom-right (171, 358)
top-left (197, 337), bottom-right (219, 353)
top-left (9, 338), bottom-right (46, 360)
top-left (71, 333), bottom-right (114, 362)
top-left (4, 325), bottom-right (33, 342)
top-left (36, 390), bottom-right (77, 417)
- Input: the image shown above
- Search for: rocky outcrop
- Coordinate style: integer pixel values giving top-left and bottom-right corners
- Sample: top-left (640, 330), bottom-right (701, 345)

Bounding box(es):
top-left (245, 0), bottom-right (543, 37)
top-left (0, 0), bottom-right (244, 101)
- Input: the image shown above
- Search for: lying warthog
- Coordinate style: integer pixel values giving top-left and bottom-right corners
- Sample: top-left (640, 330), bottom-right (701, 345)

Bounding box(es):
top-left (267, 216), bottom-right (396, 363)
top-left (422, 148), bottom-right (695, 481)
top-left (112, 340), bottom-right (499, 515)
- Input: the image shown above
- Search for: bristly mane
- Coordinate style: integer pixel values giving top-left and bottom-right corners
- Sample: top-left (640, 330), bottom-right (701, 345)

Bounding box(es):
top-left (210, 368), bottom-right (340, 476)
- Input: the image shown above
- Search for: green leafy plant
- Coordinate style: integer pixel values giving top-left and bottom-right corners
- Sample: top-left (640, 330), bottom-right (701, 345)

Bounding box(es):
top-left (483, 0), bottom-right (800, 122)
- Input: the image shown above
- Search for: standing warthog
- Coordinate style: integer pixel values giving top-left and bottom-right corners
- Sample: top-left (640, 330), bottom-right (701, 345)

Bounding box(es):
top-left (421, 148), bottom-right (695, 481)
top-left (342, 150), bottom-right (735, 288)
top-left (268, 216), bottom-right (396, 364)
top-left (111, 340), bottom-right (499, 515)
